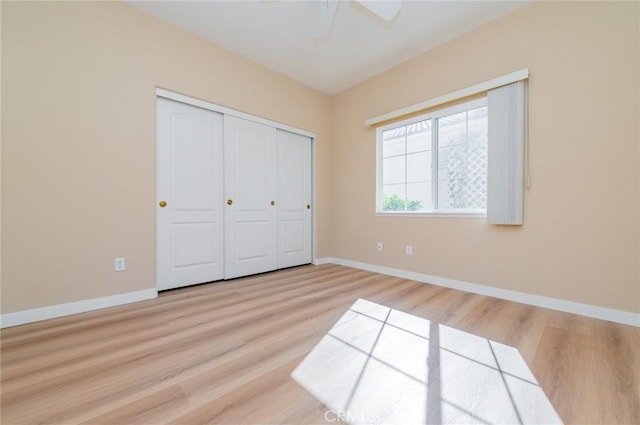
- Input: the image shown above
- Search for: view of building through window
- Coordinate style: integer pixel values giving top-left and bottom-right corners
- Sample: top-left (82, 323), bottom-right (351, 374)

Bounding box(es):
top-left (380, 101), bottom-right (487, 213)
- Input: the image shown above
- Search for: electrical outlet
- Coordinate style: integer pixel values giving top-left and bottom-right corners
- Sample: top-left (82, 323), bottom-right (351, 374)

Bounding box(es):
top-left (377, 242), bottom-right (383, 252)
top-left (406, 245), bottom-right (413, 256)
top-left (114, 257), bottom-right (126, 272)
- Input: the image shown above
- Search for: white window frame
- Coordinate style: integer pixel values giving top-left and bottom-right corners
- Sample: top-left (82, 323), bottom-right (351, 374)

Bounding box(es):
top-left (376, 97), bottom-right (488, 217)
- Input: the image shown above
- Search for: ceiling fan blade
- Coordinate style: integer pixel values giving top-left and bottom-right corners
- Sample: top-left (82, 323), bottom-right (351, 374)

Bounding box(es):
top-left (313, 0), bottom-right (340, 39)
top-left (355, 0), bottom-right (401, 21)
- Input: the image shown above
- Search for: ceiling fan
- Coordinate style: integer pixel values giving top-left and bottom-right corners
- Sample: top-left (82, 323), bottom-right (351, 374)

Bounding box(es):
top-left (313, 0), bottom-right (402, 39)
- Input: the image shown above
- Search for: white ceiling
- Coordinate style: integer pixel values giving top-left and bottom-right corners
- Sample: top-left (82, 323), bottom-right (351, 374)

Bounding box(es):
top-left (128, 1), bottom-right (529, 95)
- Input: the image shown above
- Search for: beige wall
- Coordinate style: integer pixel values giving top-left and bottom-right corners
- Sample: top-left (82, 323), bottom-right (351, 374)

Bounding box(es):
top-left (3, 1), bottom-right (639, 316)
top-left (330, 1), bottom-right (640, 313)
top-left (1, 2), bottom-right (331, 313)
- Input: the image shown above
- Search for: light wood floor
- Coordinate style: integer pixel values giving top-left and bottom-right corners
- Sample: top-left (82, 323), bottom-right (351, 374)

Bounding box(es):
top-left (1, 264), bottom-right (638, 424)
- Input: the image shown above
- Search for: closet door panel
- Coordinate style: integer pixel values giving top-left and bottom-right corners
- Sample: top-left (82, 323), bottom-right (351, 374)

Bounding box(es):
top-left (156, 98), bottom-right (224, 290)
top-left (277, 130), bottom-right (312, 268)
top-left (224, 116), bottom-right (277, 279)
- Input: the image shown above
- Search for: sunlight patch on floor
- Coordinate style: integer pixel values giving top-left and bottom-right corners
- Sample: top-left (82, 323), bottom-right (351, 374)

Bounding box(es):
top-left (291, 299), bottom-right (562, 425)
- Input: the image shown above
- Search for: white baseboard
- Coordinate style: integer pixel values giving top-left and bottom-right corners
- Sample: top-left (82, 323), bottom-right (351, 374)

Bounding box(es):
top-left (4, 261), bottom-right (637, 328)
top-left (313, 257), bottom-right (332, 266)
top-left (315, 257), bottom-right (640, 327)
top-left (0, 289), bottom-right (158, 328)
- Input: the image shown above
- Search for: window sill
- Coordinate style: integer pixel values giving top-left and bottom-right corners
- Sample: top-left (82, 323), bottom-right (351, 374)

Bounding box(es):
top-left (375, 211), bottom-right (486, 219)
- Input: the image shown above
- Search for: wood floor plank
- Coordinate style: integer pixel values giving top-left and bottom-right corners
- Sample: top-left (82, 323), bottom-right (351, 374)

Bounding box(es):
top-left (1, 266), bottom-right (364, 383)
top-left (1, 264), bottom-right (638, 424)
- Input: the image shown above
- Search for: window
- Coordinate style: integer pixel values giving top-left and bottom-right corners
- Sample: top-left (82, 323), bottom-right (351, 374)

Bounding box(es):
top-left (377, 98), bottom-right (488, 215)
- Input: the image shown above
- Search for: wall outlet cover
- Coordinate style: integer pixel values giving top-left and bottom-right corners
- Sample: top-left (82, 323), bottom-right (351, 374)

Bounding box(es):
top-left (114, 257), bottom-right (126, 272)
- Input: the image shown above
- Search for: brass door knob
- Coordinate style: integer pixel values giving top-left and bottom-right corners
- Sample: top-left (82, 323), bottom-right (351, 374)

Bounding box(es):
top-left (270, 200), bottom-right (275, 206)
top-left (159, 200), bottom-right (167, 208)
top-left (227, 199), bottom-right (233, 206)
top-left (306, 204), bottom-right (311, 209)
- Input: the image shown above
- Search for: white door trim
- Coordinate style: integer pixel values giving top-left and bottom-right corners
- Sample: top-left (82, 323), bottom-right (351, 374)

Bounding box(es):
top-left (156, 88), bottom-right (316, 139)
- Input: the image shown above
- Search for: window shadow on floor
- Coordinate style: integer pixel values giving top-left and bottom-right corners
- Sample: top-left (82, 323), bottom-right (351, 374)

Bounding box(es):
top-left (291, 299), bottom-right (562, 425)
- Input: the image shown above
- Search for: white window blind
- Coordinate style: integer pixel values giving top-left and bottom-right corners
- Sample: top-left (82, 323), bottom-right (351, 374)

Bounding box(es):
top-left (487, 81), bottom-right (526, 225)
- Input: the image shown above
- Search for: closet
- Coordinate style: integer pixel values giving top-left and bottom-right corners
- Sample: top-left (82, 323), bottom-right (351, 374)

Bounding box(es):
top-left (156, 95), bottom-right (313, 291)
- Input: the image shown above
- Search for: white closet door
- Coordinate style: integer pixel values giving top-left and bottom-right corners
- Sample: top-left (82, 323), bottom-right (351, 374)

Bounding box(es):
top-left (277, 130), bottom-right (312, 268)
top-left (156, 98), bottom-right (224, 290)
top-left (224, 116), bottom-right (277, 279)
